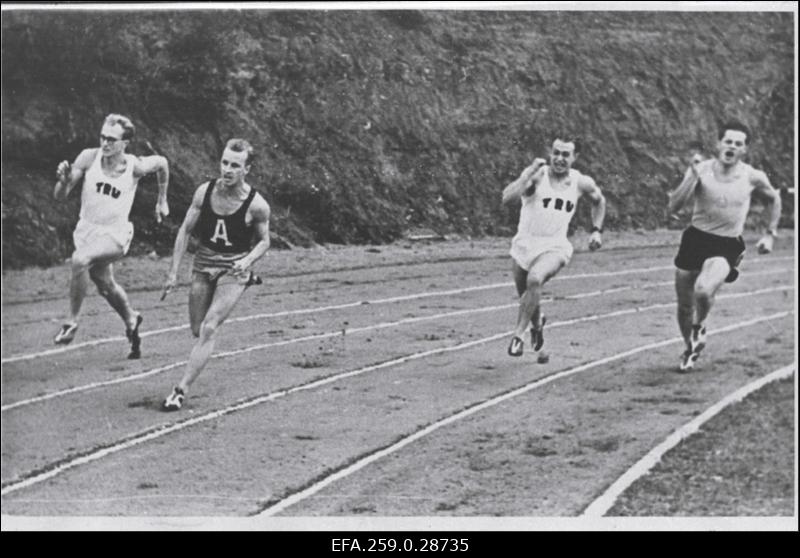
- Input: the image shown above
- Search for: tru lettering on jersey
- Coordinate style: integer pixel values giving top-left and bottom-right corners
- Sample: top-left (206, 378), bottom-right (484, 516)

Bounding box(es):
top-left (95, 182), bottom-right (122, 199)
top-left (542, 198), bottom-right (575, 212)
top-left (210, 219), bottom-right (233, 246)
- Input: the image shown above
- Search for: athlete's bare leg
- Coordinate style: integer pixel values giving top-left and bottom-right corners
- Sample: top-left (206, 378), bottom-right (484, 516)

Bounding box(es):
top-left (512, 252), bottom-right (565, 339)
top-left (67, 235), bottom-right (125, 325)
top-left (693, 257), bottom-right (730, 327)
top-left (177, 281), bottom-right (247, 394)
top-left (675, 268), bottom-right (699, 350)
top-left (89, 261), bottom-right (139, 331)
top-left (511, 261), bottom-right (541, 329)
top-left (188, 273), bottom-right (216, 338)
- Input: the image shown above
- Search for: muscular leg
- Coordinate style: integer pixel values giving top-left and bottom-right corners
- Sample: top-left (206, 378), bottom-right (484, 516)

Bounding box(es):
top-left (513, 252), bottom-right (565, 339)
top-left (89, 262), bottom-right (139, 330)
top-left (176, 281), bottom-right (247, 394)
top-left (67, 236), bottom-right (125, 325)
top-left (693, 257), bottom-right (731, 326)
top-left (675, 269), bottom-right (699, 350)
top-left (188, 273), bottom-right (215, 338)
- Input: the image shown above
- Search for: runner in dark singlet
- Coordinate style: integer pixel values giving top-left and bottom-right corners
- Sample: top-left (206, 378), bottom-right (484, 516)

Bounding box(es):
top-left (160, 138), bottom-right (270, 410)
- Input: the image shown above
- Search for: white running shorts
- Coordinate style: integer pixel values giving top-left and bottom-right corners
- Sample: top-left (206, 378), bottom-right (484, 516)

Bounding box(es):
top-left (510, 234), bottom-right (573, 271)
top-left (73, 219), bottom-right (134, 255)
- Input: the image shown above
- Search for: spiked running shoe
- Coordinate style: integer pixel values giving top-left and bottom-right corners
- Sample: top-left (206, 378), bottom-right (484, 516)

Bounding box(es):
top-left (54, 323), bottom-right (78, 345)
top-left (126, 314), bottom-right (143, 360)
top-left (163, 386), bottom-right (185, 411)
top-left (508, 336), bottom-right (524, 357)
top-left (690, 324), bottom-right (707, 355)
top-left (530, 315), bottom-right (547, 352)
top-left (246, 271), bottom-right (263, 287)
top-left (678, 349), bottom-right (700, 373)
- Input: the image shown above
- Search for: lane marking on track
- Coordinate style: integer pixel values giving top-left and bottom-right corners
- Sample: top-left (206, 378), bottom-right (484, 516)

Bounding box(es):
top-left (4, 258), bottom-right (790, 364)
top-left (1, 274), bottom-right (790, 412)
top-left (581, 364), bottom-right (796, 518)
top-left (1, 290), bottom-right (792, 497)
top-left (254, 312), bottom-right (794, 516)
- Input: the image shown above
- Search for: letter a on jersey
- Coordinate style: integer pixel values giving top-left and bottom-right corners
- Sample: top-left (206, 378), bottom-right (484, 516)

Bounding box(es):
top-left (210, 219), bottom-right (233, 247)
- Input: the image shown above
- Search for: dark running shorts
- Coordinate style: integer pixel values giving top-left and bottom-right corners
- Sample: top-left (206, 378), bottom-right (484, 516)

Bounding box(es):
top-left (674, 226), bottom-right (746, 283)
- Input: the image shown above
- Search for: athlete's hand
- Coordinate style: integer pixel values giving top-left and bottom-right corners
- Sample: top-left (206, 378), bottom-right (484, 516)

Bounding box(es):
top-left (756, 234), bottom-right (774, 255)
top-left (588, 231), bottom-right (603, 251)
top-left (56, 160), bottom-right (71, 184)
top-left (231, 257), bottom-right (252, 276)
top-left (687, 153), bottom-right (703, 177)
top-left (161, 273), bottom-right (177, 301)
top-left (155, 199), bottom-right (170, 224)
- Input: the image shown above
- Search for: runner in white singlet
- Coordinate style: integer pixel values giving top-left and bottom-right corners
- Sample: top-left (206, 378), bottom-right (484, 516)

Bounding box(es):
top-left (502, 137), bottom-right (606, 358)
top-left (52, 114), bottom-right (170, 358)
top-left (668, 120), bottom-right (782, 372)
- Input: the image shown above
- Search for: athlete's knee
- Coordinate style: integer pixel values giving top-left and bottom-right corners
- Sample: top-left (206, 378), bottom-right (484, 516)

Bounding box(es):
top-left (199, 319), bottom-right (220, 340)
top-left (693, 280), bottom-right (716, 302)
top-left (526, 272), bottom-right (545, 290)
top-left (71, 252), bottom-right (93, 272)
top-left (89, 269), bottom-right (111, 290)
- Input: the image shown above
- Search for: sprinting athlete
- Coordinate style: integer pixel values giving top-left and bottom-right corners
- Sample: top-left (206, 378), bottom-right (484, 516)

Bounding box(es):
top-left (161, 138), bottom-right (270, 411)
top-left (53, 113), bottom-right (170, 358)
top-left (668, 120), bottom-right (781, 372)
top-left (502, 136), bottom-right (606, 357)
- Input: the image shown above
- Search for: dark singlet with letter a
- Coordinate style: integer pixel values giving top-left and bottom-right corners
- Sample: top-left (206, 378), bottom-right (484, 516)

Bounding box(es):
top-left (196, 179), bottom-right (256, 254)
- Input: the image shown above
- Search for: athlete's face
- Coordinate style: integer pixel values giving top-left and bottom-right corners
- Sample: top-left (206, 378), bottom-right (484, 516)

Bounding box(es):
top-left (99, 123), bottom-right (128, 157)
top-left (549, 140), bottom-right (576, 176)
top-left (717, 130), bottom-right (748, 166)
top-left (219, 148), bottom-right (250, 186)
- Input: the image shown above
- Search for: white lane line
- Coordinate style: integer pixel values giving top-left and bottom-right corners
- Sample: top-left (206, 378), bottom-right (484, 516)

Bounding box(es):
top-left (5, 258), bottom-right (793, 364)
top-left (581, 364), bottom-right (796, 518)
top-left (0, 261), bottom-right (723, 364)
top-left (2, 276), bottom-right (790, 412)
top-left (255, 312), bottom-right (794, 516)
top-left (1, 292), bottom-right (792, 497)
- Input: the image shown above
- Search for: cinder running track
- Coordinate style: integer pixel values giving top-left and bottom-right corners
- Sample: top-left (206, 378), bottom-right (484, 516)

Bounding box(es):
top-left (1, 232), bottom-right (795, 522)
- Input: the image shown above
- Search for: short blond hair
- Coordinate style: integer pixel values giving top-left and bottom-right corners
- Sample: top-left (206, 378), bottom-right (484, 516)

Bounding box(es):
top-left (225, 138), bottom-right (254, 165)
top-left (104, 114), bottom-right (135, 140)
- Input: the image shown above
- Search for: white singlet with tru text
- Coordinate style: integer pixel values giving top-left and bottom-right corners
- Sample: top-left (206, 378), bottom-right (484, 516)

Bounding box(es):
top-left (516, 166), bottom-right (580, 239)
top-left (691, 160), bottom-right (756, 238)
top-left (79, 151), bottom-right (140, 227)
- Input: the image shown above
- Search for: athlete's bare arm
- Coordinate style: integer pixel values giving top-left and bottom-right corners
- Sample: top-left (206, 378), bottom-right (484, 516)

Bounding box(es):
top-left (53, 148), bottom-right (96, 200)
top-left (501, 158), bottom-right (547, 205)
top-left (751, 169), bottom-right (782, 254)
top-left (134, 155), bottom-right (170, 223)
top-left (578, 174), bottom-right (606, 251)
top-left (668, 156), bottom-right (704, 213)
top-left (231, 196), bottom-right (271, 275)
top-left (161, 183), bottom-right (207, 299)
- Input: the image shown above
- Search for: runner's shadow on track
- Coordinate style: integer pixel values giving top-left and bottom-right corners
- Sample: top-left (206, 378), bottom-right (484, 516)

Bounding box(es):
top-left (127, 397), bottom-right (168, 412)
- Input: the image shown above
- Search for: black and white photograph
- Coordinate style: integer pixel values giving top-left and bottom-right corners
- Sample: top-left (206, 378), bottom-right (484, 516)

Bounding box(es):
top-left (1, 1), bottom-right (796, 534)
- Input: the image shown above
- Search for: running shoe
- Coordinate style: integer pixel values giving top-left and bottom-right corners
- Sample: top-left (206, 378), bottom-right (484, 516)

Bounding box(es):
top-left (246, 272), bottom-right (263, 287)
top-left (508, 336), bottom-right (524, 357)
top-left (126, 314), bottom-right (143, 360)
top-left (530, 315), bottom-right (547, 352)
top-left (163, 386), bottom-right (185, 411)
top-left (678, 349), bottom-right (699, 372)
top-left (54, 323), bottom-right (78, 345)
top-left (690, 324), bottom-right (707, 355)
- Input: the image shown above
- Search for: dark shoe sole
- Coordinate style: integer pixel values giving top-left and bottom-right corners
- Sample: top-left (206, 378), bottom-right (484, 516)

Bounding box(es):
top-left (54, 324), bottom-right (78, 345)
top-left (507, 336), bottom-right (524, 357)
